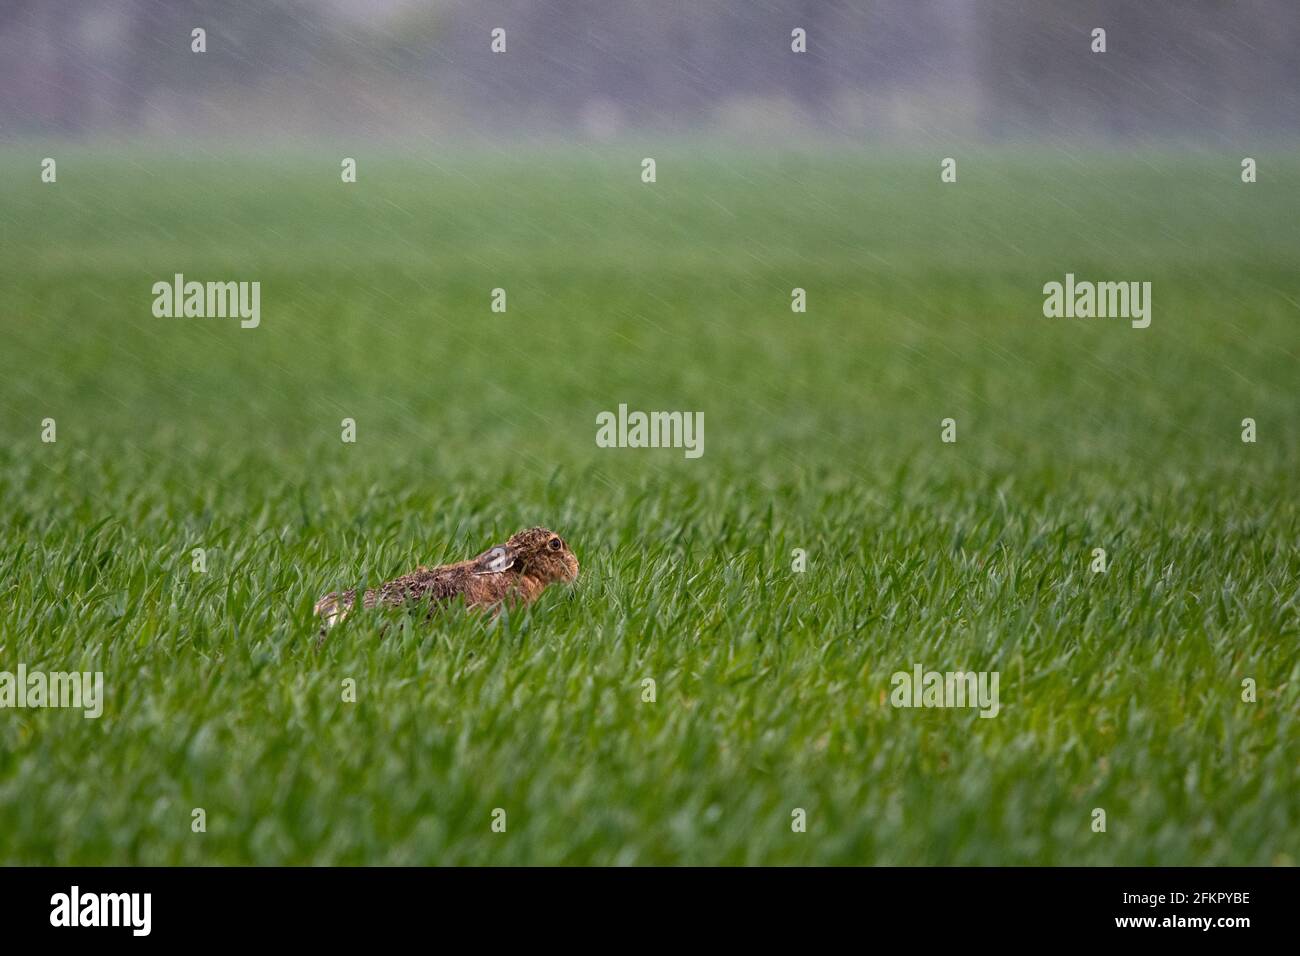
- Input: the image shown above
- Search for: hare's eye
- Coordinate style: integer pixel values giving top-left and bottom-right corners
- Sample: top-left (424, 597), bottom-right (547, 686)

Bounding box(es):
top-left (548, 537), bottom-right (563, 551)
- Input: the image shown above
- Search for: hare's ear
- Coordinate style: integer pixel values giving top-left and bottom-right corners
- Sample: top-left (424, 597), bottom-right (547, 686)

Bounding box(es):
top-left (474, 545), bottom-right (516, 575)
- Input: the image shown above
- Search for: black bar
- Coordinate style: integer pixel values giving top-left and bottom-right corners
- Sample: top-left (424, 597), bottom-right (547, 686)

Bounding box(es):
top-left (0, 867), bottom-right (1290, 943)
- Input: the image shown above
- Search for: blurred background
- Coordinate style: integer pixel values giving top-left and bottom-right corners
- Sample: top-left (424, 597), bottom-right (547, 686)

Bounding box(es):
top-left (2, 0), bottom-right (1298, 145)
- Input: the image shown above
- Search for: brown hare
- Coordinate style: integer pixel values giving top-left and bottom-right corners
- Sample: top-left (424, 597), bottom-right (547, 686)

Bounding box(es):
top-left (314, 527), bottom-right (578, 631)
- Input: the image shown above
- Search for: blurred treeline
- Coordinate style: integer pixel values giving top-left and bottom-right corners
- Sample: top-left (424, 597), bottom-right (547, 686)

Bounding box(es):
top-left (1, 0), bottom-right (1297, 142)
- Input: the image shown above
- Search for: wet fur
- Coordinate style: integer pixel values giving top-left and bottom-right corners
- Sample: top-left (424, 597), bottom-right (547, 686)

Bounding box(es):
top-left (314, 527), bottom-right (578, 631)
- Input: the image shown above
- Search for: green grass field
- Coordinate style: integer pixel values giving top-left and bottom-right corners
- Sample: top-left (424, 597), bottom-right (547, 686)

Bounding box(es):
top-left (0, 147), bottom-right (1296, 865)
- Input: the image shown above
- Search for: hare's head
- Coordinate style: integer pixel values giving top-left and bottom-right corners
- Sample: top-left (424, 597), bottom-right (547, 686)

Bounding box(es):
top-left (475, 527), bottom-right (579, 584)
